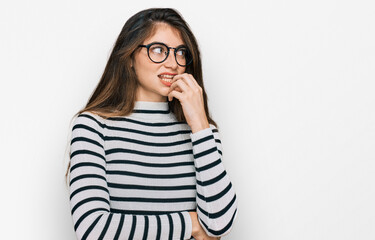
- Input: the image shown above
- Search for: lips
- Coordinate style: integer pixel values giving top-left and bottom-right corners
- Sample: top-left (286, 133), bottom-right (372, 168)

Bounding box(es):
top-left (158, 73), bottom-right (177, 84)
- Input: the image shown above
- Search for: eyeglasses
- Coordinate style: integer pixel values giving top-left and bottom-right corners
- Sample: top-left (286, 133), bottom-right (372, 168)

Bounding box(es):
top-left (138, 42), bottom-right (193, 67)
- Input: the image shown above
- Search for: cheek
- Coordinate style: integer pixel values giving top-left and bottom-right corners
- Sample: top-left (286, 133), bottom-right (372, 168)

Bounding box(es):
top-left (133, 53), bottom-right (157, 80)
top-left (136, 62), bottom-right (157, 81)
top-left (179, 67), bottom-right (186, 74)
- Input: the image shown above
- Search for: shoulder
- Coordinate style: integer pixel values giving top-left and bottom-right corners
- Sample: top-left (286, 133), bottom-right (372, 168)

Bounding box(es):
top-left (72, 111), bottom-right (105, 131)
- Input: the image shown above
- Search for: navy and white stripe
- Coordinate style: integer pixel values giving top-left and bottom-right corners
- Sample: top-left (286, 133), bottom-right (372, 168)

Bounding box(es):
top-left (69, 101), bottom-right (237, 239)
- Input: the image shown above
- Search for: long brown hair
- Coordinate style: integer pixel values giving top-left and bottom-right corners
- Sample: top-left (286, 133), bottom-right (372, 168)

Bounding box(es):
top-left (65, 8), bottom-right (218, 180)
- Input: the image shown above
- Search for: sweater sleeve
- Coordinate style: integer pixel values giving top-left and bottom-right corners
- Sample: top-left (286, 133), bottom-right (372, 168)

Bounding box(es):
top-left (69, 113), bottom-right (193, 240)
top-left (190, 124), bottom-right (238, 237)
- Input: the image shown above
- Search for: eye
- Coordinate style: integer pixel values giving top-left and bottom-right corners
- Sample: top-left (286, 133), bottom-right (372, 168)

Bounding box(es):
top-left (176, 48), bottom-right (187, 57)
top-left (151, 47), bottom-right (162, 54)
top-left (150, 44), bottom-right (166, 55)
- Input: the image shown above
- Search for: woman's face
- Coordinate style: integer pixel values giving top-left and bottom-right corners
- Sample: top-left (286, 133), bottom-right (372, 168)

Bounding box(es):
top-left (132, 22), bottom-right (186, 102)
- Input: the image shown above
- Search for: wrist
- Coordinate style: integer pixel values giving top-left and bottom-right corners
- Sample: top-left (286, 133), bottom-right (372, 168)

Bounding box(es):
top-left (191, 119), bottom-right (210, 133)
top-left (189, 211), bottom-right (199, 236)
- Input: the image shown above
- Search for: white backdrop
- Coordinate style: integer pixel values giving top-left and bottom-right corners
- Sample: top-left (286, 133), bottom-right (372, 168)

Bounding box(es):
top-left (1, 0), bottom-right (374, 239)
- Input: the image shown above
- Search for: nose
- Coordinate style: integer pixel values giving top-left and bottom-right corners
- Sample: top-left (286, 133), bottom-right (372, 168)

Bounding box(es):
top-left (163, 49), bottom-right (178, 69)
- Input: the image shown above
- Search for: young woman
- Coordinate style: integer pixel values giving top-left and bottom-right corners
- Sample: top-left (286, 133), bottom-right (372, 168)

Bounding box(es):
top-left (66, 8), bottom-right (238, 240)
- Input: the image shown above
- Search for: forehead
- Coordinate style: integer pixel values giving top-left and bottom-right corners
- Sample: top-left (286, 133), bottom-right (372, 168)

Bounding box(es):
top-left (143, 22), bottom-right (184, 46)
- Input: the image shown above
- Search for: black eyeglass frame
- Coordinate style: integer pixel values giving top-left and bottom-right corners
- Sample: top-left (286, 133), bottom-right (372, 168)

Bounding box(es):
top-left (138, 42), bottom-right (193, 67)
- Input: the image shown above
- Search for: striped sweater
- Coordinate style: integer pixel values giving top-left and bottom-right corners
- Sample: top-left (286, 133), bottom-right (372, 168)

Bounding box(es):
top-left (68, 101), bottom-right (238, 240)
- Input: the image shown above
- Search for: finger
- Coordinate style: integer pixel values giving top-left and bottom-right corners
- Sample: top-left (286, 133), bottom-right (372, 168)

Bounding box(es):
top-left (173, 73), bottom-right (197, 89)
top-left (168, 89), bottom-right (183, 101)
top-left (185, 73), bottom-right (201, 89)
top-left (174, 86), bottom-right (182, 92)
top-left (173, 73), bottom-right (197, 90)
top-left (168, 79), bottom-right (190, 94)
top-left (184, 73), bottom-right (201, 89)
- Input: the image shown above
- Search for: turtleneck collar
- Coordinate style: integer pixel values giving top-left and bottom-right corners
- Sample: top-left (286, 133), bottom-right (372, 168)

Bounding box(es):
top-left (127, 101), bottom-right (176, 122)
top-left (133, 101), bottom-right (169, 112)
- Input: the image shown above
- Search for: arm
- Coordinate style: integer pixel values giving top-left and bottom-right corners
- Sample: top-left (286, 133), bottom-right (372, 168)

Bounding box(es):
top-left (69, 113), bottom-right (192, 240)
top-left (190, 124), bottom-right (238, 237)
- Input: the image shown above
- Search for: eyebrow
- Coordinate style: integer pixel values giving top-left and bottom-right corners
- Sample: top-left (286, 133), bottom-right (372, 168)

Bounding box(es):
top-left (147, 41), bottom-right (187, 48)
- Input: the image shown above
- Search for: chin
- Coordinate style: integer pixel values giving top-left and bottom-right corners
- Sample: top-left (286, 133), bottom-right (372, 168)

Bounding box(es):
top-left (158, 87), bottom-right (170, 96)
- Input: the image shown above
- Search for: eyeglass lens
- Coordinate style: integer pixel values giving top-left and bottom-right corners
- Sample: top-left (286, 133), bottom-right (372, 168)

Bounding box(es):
top-left (148, 43), bottom-right (191, 66)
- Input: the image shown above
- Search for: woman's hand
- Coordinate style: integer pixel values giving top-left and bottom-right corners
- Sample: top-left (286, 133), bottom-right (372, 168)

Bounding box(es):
top-left (189, 212), bottom-right (221, 240)
top-left (167, 73), bottom-right (210, 133)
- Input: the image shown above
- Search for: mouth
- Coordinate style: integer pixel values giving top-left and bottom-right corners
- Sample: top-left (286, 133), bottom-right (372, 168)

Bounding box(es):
top-left (158, 74), bottom-right (176, 86)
